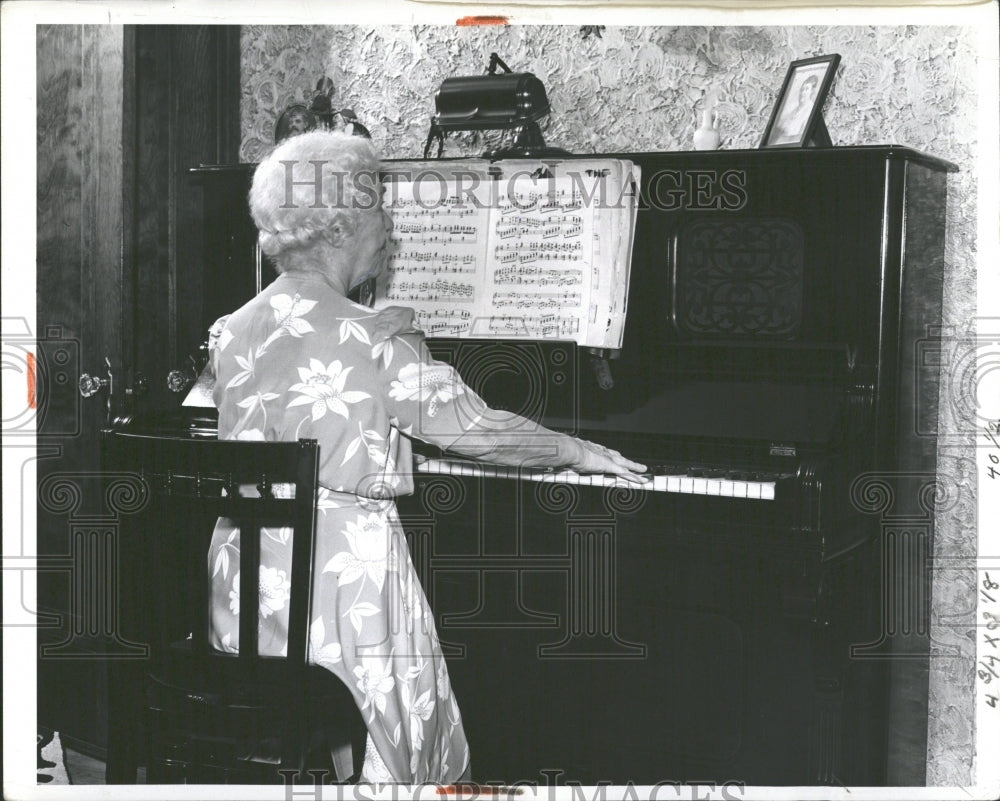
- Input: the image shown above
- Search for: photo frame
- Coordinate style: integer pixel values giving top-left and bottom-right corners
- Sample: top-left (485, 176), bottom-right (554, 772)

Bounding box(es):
top-left (759, 54), bottom-right (840, 148)
top-left (275, 102), bottom-right (372, 144)
top-left (274, 103), bottom-right (318, 143)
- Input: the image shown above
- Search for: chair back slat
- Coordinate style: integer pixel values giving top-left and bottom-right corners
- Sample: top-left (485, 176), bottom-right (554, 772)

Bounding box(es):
top-left (238, 501), bottom-right (261, 663)
top-left (287, 440), bottom-right (319, 663)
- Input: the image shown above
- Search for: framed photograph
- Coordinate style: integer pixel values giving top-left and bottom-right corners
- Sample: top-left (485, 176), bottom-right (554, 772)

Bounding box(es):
top-left (759, 54), bottom-right (840, 148)
top-left (274, 103), bottom-right (318, 143)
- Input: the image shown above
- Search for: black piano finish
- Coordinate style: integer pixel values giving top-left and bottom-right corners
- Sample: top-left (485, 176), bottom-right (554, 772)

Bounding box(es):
top-left (140, 146), bottom-right (952, 785)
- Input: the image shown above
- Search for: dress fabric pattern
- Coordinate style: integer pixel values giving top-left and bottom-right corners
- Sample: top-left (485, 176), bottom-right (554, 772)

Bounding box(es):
top-left (208, 271), bottom-right (484, 783)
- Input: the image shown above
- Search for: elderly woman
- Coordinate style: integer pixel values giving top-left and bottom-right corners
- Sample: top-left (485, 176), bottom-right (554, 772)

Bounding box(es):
top-left (207, 131), bottom-right (646, 784)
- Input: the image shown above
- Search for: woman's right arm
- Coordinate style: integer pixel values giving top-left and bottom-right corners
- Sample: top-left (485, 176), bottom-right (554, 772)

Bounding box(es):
top-left (376, 327), bottom-right (647, 482)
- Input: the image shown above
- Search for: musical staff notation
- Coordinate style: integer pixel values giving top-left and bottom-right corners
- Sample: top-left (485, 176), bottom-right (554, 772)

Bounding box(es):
top-left (375, 161), bottom-right (639, 348)
top-left (394, 222), bottom-right (478, 243)
top-left (492, 291), bottom-right (583, 311)
top-left (493, 267), bottom-right (584, 288)
top-left (386, 279), bottom-right (476, 302)
top-left (481, 314), bottom-right (581, 338)
top-left (414, 308), bottom-right (473, 336)
top-left (388, 253), bottom-right (478, 275)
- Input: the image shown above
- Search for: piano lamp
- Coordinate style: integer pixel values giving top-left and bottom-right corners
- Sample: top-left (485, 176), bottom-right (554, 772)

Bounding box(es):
top-left (424, 53), bottom-right (569, 160)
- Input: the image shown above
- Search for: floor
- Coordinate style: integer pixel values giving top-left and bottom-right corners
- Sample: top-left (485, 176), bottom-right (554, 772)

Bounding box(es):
top-left (63, 748), bottom-right (146, 784)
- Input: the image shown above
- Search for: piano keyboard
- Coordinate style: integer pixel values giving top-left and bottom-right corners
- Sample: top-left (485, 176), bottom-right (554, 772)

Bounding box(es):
top-left (416, 458), bottom-right (778, 500)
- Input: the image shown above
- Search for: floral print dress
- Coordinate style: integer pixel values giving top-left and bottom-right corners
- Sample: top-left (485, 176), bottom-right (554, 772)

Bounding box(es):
top-left (207, 270), bottom-right (491, 784)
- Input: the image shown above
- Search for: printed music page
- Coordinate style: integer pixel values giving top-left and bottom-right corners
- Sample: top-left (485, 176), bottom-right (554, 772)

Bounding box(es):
top-left (495, 158), bottom-right (640, 348)
top-left (473, 172), bottom-right (595, 341)
top-left (378, 165), bottom-right (494, 336)
top-left (376, 158), bottom-right (638, 348)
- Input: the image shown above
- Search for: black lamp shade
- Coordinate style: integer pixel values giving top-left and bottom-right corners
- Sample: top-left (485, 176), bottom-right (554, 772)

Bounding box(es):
top-left (433, 72), bottom-right (551, 132)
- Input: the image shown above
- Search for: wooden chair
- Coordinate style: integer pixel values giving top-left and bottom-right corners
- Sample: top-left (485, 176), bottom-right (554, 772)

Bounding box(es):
top-left (102, 429), bottom-right (366, 784)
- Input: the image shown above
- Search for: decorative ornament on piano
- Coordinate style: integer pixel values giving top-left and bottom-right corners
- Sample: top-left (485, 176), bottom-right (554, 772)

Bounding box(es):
top-left (274, 77), bottom-right (371, 144)
top-left (693, 88), bottom-right (722, 151)
top-left (677, 219), bottom-right (804, 338)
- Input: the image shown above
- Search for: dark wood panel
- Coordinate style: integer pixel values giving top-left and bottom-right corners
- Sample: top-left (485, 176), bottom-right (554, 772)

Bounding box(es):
top-left (36, 23), bottom-right (126, 750)
top-left (36, 23), bottom-right (125, 561)
top-left (132, 27), bottom-right (173, 409)
top-left (128, 25), bottom-right (242, 411)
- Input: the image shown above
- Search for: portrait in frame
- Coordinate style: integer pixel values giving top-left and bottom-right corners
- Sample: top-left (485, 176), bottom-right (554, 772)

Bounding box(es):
top-left (760, 54), bottom-right (840, 148)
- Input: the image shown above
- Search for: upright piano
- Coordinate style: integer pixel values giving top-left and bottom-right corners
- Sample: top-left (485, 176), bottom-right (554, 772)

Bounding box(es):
top-left (122, 146), bottom-right (955, 785)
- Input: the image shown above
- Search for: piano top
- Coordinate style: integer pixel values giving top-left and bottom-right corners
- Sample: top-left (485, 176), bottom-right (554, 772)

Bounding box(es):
top-left (189, 144), bottom-right (958, 176)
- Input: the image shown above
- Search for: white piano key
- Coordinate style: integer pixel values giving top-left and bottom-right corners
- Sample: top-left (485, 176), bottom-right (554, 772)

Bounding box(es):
top-left (667, 476), bottom-right (681, 493)
top-left (706, 479), bottom-right (721, 495)
top-left (692, 478), bottom-right (707, 495)
top-left (761, 482), bottom-right (776, 500)
top-left (653, 475), bottom-right (668, 492)
top-left (734, 482), bottom-right (748, 498)
top-left (720, 480), bottom-right (734, 496)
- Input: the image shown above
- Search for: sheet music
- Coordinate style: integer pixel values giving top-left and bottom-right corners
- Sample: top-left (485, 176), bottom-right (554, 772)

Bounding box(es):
top-left (473, 175), bottom-right (595, 340)
top-left (381, 175), bottom-right (491, 336)
top-left (376, 159), bottom-right (639, 348)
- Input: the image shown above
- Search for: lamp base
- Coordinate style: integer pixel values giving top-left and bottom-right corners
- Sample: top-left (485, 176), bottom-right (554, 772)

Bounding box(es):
top-left (485, 145), bottom-right (572, 160)
top-left (485, 121), bottom-right (570, 160)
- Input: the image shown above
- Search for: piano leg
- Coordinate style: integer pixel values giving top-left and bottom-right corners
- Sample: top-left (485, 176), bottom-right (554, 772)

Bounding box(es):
top-left (804, 542), bottom-right (889, 786)
top-left (807, 616), bottom-right (846, 785)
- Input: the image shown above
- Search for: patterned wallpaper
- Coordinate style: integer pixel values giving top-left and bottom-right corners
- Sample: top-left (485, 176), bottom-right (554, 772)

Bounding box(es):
top-left (240, 24), bottom-right (979, 786)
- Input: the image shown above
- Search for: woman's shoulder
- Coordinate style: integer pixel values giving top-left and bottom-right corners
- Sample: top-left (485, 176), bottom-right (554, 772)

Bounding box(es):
top-left (212, 276), bottom-right (423, 354)
top-left (328, 305), bottom-right (423, 366)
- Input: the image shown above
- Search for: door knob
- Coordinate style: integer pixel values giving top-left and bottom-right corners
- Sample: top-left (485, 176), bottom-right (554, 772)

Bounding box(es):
top-left (79, 357), bottom-right (113, 398)
top-left (78, 372), bottom-right (109, 398)
top-left (166, 369), bottom-right (192, 393)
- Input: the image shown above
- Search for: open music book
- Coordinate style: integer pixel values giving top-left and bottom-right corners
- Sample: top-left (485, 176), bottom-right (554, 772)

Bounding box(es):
top-left (375, 158), bottom-right (640, 350)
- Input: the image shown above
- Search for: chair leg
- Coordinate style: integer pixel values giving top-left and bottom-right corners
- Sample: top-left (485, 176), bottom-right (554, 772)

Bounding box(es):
top-left (278, 704), bottom-right (306, 783)
top-left (105, 660), bottom-right (140, 783)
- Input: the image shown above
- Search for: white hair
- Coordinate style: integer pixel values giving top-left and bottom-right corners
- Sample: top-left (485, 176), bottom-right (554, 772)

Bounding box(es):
top-left (248, 130), bottom-right (382, 271)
